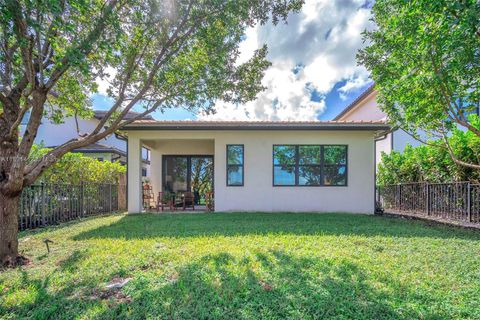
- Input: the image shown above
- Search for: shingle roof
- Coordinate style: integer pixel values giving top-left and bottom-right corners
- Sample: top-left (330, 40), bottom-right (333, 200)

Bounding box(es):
top-left (121, 119), bottom-right (389, 131)
top-left (333, 84), bottom-right (376, 120)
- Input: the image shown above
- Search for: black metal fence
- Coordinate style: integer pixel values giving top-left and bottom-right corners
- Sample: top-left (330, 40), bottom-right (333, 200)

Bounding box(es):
top-left (19, 183), bottom-right (126, 231)
top-left (377, 182), bottom-right (480, 223)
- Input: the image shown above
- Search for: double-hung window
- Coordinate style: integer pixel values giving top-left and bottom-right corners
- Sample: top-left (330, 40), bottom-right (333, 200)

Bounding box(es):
top-left (273, 145), bottom-right (347, 186)
top-left (226, 145), bottom-right (244, 186)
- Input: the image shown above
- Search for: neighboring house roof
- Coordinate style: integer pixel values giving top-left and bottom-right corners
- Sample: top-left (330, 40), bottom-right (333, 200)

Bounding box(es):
top-left (73, 143), bottom-right (127, 157)
top-left (93, 110), bottom-right (154, 121)
top-left (333, 84), bottom-right (376, 120)
top-left (68, 143), bottom-right (150, 165)
top-left (121, 120), bottom-right (389, 131)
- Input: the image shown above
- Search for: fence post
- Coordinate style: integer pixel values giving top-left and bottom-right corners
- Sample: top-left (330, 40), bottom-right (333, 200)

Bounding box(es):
top-left (426, 183), bottom-right (430, 216)
top-left (467, 182), bottom-right (471, 222)
top-left (41, 183), bottom-right (46, 226)
top-left (109, 183), bottom-right (112, 213)
top-left (80, 182), bottom-right (84, 217)
top-left (399, 184), bottom-right (402, 211)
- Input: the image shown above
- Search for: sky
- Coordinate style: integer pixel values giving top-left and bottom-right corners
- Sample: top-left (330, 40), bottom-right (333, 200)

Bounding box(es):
top-left (93, 0), bottom-right (375, 121)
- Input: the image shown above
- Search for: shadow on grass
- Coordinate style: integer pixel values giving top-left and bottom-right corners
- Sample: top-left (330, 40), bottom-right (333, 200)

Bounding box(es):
top-left (0, 250), bottom-right (131, 320)
top-left (0, 263), bottom-right (95, 319)
top-left (2, 251), bottom-right (449, 319)
top-left (94, 252), bottom-right (447, 319)
top-left (18, 213), bottom-right (123, 239)
top-left (73, 212), bottom-right (480, 241)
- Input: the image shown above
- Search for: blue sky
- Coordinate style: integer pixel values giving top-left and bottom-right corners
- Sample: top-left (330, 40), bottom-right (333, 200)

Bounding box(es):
top-left (94, 0), bottom-right (374, 121)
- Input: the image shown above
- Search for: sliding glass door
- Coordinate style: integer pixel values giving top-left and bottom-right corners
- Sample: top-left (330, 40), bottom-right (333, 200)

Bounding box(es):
top-left (163, 156), bottom-right (188, 193)
top-left (163, 155), bottom-right (213, 204)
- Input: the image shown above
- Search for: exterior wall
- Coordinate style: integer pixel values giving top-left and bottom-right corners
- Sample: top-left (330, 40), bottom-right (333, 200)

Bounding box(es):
top-left (127, 136), bottom-right (143, 212)
top-left (81, 152), bottom-right (113, 162)
top-left (339, 92), bottom-right (386, 121)
top-left (336, 91), bottom-right (427, 167)
top-left (128, 130), bottom-right (376, 214)
top-left (375, 132), bottom-right (392, 169)
top-left (21, 116), bottom-right (151, 174)
top-left (26, 117), bottom-right (125, 149)
top-left (392, 129), bottom-right (424, 152)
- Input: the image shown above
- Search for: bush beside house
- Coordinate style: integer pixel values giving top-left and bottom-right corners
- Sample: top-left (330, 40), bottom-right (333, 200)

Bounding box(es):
top-left (29, 144), bottom-right (126, 185)
top-left (378, 119), bottom-right (480, 185)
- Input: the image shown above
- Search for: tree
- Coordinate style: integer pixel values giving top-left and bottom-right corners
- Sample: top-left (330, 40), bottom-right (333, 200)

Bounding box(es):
top-left (0, 0), bottom-right (303, 265)
top-left (358, 0), bottom-right (480, 169)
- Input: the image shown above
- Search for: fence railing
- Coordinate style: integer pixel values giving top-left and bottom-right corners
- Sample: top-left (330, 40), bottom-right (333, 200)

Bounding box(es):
top-left (377, 182), bottom-right (480, 224)
top-left (19, 183), bottom-right (126, 231)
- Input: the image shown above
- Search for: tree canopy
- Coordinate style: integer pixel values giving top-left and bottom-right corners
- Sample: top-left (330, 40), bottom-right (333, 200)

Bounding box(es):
top-left (358, 0), bottom-right (480, 170)
top-left (0, 0), bottom-right (303, 263)
top-left (0, 0), bottom-right (303, 191)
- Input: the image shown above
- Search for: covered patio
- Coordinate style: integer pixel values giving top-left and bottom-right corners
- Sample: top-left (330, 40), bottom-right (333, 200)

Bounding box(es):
top-left (128, 136), bottom-right (215, 213)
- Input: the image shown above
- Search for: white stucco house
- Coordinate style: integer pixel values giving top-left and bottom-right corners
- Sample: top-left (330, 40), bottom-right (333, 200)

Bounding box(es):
top-left (333, 84), bottom-right (423, 167)
top-left (121, 120), bottom-right (389, 213)
top-left (22, 110), bottom-right (152, 176)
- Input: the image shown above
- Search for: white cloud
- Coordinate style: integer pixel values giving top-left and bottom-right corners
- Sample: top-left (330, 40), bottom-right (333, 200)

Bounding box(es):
top-left (95, 66), bottom-right (116, 95)
top-left (200, 0), bottom-right (374, 121)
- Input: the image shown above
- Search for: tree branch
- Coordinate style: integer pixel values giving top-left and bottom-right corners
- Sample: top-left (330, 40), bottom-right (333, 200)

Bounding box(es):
top-left (8, 0), bottom-right (37, 89)
top-left (91, 2), bottom-right (197, 135)
top-left (22, 93), bottom-right (171, 185)
top-left (429, 50), bottom-right (480, 137)
top-left (44, 0), bottom-right (120, 90)
top-left (440, 125), bottom-right (480, 170)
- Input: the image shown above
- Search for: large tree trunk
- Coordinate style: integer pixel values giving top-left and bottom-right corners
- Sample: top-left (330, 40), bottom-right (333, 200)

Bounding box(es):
top-left (0, 192), bottom-right (20, 265)
top-left (0, 124), bottom-right (23, 265)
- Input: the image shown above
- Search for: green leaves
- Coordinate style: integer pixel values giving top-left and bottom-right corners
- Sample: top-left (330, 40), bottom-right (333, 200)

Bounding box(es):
top-left (377, 123), bottom-right (480, 186)
top-left (0, 0), bottom-right (303, 191)
top-left (359, 0), bottom-right (480, 170)
top-left (29, 144), bottom-right (125, 184)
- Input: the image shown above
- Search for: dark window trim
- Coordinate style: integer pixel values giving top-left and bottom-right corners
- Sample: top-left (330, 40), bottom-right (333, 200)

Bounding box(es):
top-left (272, 144), bottom-right (348, 187)
top-left (273, 145), bottom-right (297, 186)
top-left (226, 144), bottom-right (244, 186)
top-left (162, 155), bottom-right (214, 193)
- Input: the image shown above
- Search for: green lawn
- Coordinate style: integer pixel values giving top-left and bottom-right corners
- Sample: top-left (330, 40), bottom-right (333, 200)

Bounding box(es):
top-left (1, 212), bottom-right (480, 319)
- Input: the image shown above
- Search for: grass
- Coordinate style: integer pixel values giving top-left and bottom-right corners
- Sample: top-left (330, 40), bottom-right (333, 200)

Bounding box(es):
top-left (1, 212), bottom-right (480, 319)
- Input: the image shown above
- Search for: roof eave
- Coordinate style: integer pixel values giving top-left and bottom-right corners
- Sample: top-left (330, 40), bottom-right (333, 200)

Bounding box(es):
top-left (333, 84), bottom-right (376, 121)
top-left (121, 124), bottom-right (390, 131)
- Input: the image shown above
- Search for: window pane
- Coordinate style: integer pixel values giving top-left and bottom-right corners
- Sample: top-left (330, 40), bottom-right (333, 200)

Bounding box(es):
top-left (227, 165), bottom-right (243, 185)
top-left (324, 146), bottom-right (347, 164)
top-left (299, 166), bottom-right (321, 185)
top-left (323, 165), bottom-right (346, 186)
top-left (227, 145), bottom-right (243, 165)
top-left (273, 146), bottom-right (296, 165)
top-left (273, 165), bottom-right (295, 185)
top-left (164, 157), bottom-right (188, 192)
top-left (299, 146), bottom-right (321, 164)
top-left (192, 157), bottom-right (214, 199)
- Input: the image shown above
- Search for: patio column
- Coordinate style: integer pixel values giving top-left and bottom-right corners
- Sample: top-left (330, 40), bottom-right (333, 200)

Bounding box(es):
top-left (127, 136), bottom-right (143, 213)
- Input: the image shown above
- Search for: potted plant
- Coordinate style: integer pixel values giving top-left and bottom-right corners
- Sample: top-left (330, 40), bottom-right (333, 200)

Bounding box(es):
top-left (142, 177), bottom-right (151, 189)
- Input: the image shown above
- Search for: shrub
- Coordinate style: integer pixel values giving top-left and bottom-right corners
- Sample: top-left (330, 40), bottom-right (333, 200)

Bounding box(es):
top-left (29, 144), bottom-right (126, 185)
top-left (378, 127), bottom-right (480, 185)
